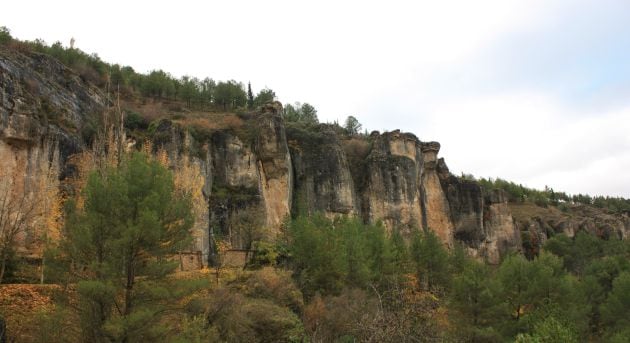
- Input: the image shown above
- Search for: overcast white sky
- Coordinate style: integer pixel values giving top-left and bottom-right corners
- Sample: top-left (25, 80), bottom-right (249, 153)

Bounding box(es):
top-left (2, 0), bottom-right (630, 197)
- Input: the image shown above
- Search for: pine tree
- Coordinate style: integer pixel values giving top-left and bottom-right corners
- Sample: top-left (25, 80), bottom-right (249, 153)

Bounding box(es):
top-left (411, 229), bottom-right (450, 292)
top-left (450, 259), bottom-right (502, 342)
top-left (601, 272), bottom-right (630, 336)
top-left (57, 152), bottom-right (197, 342)
top-left (247, 82), bottom-right (254, 109)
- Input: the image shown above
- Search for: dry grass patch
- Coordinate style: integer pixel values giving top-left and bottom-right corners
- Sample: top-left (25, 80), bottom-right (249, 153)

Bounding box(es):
top-left (0, 284), bottom-right (73, 342)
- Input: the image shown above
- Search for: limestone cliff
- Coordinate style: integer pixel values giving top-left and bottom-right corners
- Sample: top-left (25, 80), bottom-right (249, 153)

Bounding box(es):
top-left (481, 190), bottom-right (522, 264)
top-left (511, 202), bottom-right (630, 258)
top-left (359, 130), bottom-right (424, 235)
top-left (420, 142), bottom-right (454, 245)
top-left (287, 124), bottom-right (358, 218)
top-left (152, 103), bottom-right (292, 255)
top-left (0, 47), bottom-right (106, 253)
top-left (254, 103), bottom-right (293, 230)
top-left (437, 159), bottom-right (521, 263)
top-left (5, 46), bottom-right (629, 268)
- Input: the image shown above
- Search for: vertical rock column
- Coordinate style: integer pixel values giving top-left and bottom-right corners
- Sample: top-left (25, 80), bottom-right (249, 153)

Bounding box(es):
top-left (362, 131), bottom-right (424, 235)
top-left (420, 142), bottom-right (454, 246)
top-left (255, 102), bottom-right (293, 233)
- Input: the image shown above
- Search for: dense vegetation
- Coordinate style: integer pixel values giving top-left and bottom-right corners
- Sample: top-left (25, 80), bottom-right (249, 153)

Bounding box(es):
top-left (279, 215), bottom-right (630, 342)
top-left (7, 204), bottom-right (630, 342)
top-left (477, 177), bottom-right (630, 214)
top-left (0, 26), bottom-right (320, 117)
top-left (50, 152), bottom-right (198, 342)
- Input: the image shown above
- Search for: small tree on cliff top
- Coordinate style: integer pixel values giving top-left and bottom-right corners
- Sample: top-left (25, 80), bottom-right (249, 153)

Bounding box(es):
top-left (58, 152), bottom-right (197, 342)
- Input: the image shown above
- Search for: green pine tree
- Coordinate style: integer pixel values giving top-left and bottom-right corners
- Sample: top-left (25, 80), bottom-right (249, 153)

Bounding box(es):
top-left (247, 82), bottom-right (254, 109)
top-left (411, 229), bottom-right (450, 293)
top-left (449, 259), bottom-right (503, 342)
top-left (56, 152), bottom-right (200, 342)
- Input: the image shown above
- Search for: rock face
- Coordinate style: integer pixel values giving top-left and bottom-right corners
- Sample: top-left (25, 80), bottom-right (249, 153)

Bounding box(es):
top-left (0, 48), bottom-right (105, 169)
top-left (420, 142), bottom-right (454, 245)
top-left (361, 131), bottom-right (424, 235)
top-left (438, 159), bottom-right (521, 263)
top-left (149, 121), bottom-right (212, 264)
top-left (254, 103), bottom-right (293, 230)
top-left (9, 46), bottom-right (630, 267)
top-left (511, 203), bottom-right (630, 259)
top-left (438, 159), bottom-right (484, 245)
top-left (151, 105), bottom-right (293, 260)
top-left (287, 124), bottom-right (358, 218)
top-left (480, 190), bottom-right (522, 264)
top-left (0, 47), bottom-right (106, 253)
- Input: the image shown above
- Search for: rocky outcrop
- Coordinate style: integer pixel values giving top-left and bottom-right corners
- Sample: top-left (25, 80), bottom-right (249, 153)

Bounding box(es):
top-left (0, 49), bottom-right (104, 146)
top-left (511, 203), bottom-right (630, 258)
top-left (438, 159), bottom-right (484, 245)
top-left (287, 124), bottom-right (358, 218)
top-left (437, 159), bottom-right (521, 263)
top-left (480, 190), bottom-right (522, 264)
top-left (150, 120), bottom-right (212, 264)
top-left (7, 46), bottom-right (630, 268)
top-left (255, 102), bottom-right (293, 230)
top-left (166, 103), bottom-right (290, 253)
top-left (420, 142), bottom-right (454, 245)
top-left (0, 48), bottom-right (105, 174)
top-left (362, 130), bottom-right (424, 235)
top-left (0, 47), bottom-right (106, 253)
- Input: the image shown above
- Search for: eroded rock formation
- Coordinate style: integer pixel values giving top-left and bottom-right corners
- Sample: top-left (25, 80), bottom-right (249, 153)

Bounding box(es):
top-left (1, 48), bottom-right (105, 253)
top-left (6, 47), bottom-right (628, 267)
top-left (287, 124), bottom-right (358, 218)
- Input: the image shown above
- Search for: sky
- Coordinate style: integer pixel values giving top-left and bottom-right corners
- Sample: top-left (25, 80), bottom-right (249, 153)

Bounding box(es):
top-left (2, 0), bottom-right (630, 197)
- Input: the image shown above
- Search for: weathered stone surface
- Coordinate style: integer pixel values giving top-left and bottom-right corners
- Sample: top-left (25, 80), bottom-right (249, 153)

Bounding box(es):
top-left (481, 190), bottom-right (521, 264)
top-left (437, 159), bottom-right (484, 245)
top-left (1, 48), bottom-right (104, 147)
top-left (511, 203), bottom-right (630, 258)
top-left (255, 102), bottom-right (293, 230)
top-left (362, 130), bottom-right (424, 235)
top-left (420, 142), bottom-right (454, 245)
top-left (0, 47), bottom-right (106, 254)
top-left (287, 124), bottom-right (358, 218)
top-left (5, 46), bottom-right (630, 269)
top-left (437, 158), bottom-right (521, 263)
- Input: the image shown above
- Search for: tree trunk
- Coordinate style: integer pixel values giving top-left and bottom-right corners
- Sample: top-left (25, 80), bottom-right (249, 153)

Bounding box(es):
top-left (122, 257), bottom-right (134, 343)
top-left (0, 258), bottom-right (5, 284)
top-left (124, 261), bottom-right (134, 315)
top-left (0, 250), bottom-right (7, 284)
top-left (40, 255), bottom-right (45, 284)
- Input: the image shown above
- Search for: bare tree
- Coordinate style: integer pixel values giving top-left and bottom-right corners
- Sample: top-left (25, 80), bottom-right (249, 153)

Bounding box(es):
top-left (0, 140), bottom-right (61, 283)
top-left (0, 169), bottom-right (39, 283)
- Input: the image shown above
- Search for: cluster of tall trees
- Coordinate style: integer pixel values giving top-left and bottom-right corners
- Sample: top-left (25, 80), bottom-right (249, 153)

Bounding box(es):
top-left (33, 166), bottom-right (630, 342)
top-left (282, 102), bottom-right (319, 125)
top-left (285, 215), bottom-right (630, 342)
top-left (0, 27), bottom-right (279, 112)
top-left (478, 177), bottom-right (630, 213)
top-left (1, 27), bottom-right (377, 141)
